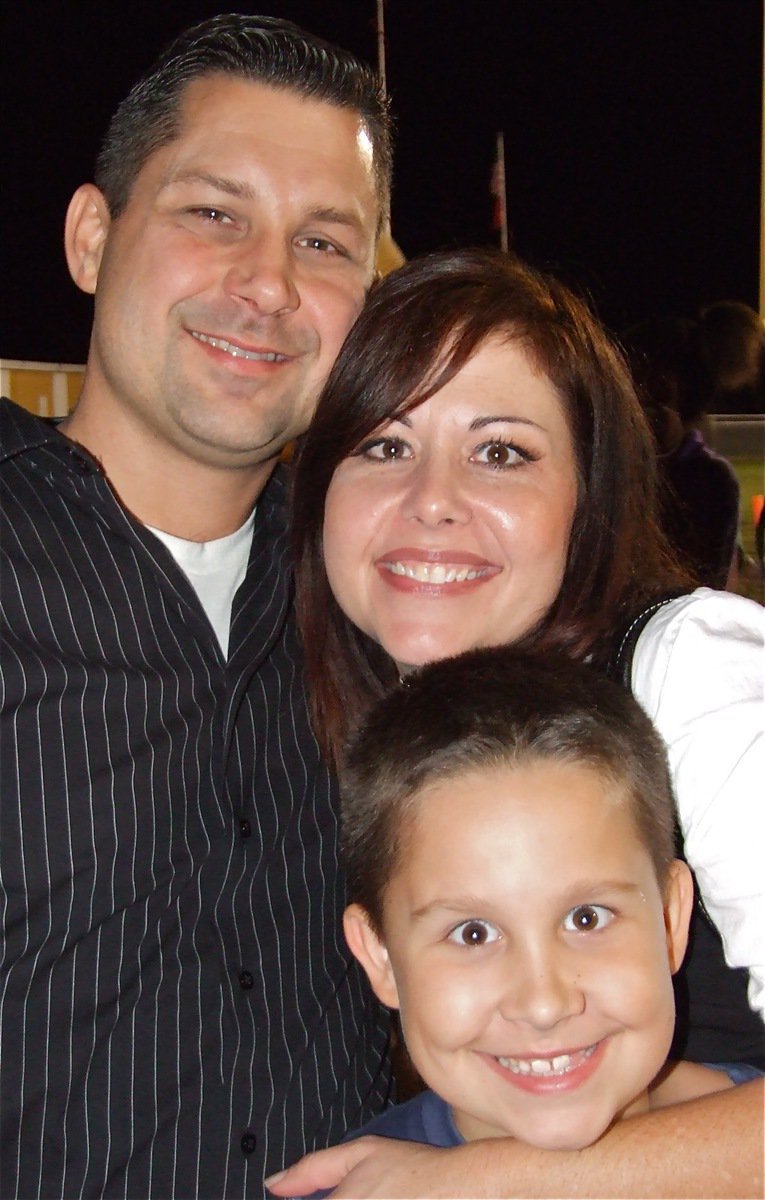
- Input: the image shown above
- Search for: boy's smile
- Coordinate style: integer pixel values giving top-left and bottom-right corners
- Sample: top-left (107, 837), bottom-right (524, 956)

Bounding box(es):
top-left (345, 758), bottom-right (691, 1150)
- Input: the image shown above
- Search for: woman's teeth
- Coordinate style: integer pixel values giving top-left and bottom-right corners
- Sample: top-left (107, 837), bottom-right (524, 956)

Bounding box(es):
top-left (385, 561), bottom-right (489, 583)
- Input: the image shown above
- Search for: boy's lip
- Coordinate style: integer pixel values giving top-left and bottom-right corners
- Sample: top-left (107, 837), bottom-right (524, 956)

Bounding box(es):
top-left (482, 1039), bottom-right (606, 1094)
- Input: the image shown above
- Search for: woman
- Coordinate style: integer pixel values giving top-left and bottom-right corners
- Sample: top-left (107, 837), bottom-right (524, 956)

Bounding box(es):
top-left (292, 248), bottom-right (762, 1058)
top-left (279, 250), bottom-right (764, 1196)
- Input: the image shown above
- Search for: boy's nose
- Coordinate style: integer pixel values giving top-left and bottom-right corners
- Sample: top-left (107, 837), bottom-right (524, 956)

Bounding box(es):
top-left (497, 948), bottom-right (586, 1032)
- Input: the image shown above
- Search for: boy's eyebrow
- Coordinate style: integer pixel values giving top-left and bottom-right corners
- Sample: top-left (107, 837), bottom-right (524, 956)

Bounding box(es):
top-left (410, 896), bottom-right (499, 920)
top-left (410, 882), bottom-right (645, 921)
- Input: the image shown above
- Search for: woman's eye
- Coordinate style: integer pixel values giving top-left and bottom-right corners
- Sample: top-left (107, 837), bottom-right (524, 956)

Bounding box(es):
top-left (563, 904), bottom-right (613, 933)
top-left (355, 437), bottom-right (412, 462)
top-left (448, 919), bottom-right (501, 947)
top-left (472, 440), bottom-right (528, 469)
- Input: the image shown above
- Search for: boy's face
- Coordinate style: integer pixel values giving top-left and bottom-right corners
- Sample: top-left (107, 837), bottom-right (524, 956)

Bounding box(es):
top-left (344, 758), bottom-right (692, 1150)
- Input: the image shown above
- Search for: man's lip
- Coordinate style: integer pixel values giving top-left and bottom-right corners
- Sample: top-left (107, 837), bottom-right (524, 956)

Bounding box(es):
top-left (189, 329), bottom-right (295, 360)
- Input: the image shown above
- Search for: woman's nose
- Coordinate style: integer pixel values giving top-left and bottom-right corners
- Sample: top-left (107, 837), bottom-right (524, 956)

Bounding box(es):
top-left (401, 457), bottom-right (471, 527)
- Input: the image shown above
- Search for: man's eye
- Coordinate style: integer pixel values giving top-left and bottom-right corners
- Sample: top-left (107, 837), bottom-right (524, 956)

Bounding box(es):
top-left (296, 236), bottom-right (344, 256)
top-left (472, 440), bottom-right (529, 469)
top-left (354, 437), bottom-right (412, 462)
top-left (563, 904), bottom-right (613, 932)
top-left (189, 207), bottom-right (234, 225)
top-left (447, 919), bottom-right (501, 947)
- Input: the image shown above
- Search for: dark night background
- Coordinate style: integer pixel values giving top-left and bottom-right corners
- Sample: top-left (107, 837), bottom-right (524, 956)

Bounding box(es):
top-left (1, 1), bottom-right (762, 364)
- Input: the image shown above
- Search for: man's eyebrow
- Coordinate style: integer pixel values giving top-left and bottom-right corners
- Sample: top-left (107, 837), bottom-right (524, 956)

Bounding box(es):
top-left (161, 173), bottom-right (366, 231)
top-left (162, 170), bottom-right (258, 200)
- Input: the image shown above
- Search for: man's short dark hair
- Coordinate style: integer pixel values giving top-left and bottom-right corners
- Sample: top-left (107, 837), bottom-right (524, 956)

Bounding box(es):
top-left (340, 647), bottom-right (678, 931)
top-left (95, 13), bottom-right (391, 225)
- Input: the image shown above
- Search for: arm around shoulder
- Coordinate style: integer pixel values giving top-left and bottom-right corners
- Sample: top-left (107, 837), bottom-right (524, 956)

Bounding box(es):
top-left (268, 1078), bottom-right (764, 1198)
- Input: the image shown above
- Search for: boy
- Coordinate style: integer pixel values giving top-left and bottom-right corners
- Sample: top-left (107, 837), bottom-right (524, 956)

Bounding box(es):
top-left (338, 647), bottom-right (756, 1149)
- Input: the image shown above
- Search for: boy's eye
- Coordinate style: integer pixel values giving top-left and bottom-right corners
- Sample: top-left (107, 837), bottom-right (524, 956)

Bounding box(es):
top-left (354, 436), bottom-right (412, 462)
top-left (471, 440), bottom-right (530, 469)
top-left (563, 904), bottom-right (613, 932)
top-left (448, 919), bottom-right (501, 947)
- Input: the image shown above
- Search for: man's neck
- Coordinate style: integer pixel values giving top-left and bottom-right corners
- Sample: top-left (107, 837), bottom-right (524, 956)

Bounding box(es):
top-left (60, 404), bottom-right (275, 542)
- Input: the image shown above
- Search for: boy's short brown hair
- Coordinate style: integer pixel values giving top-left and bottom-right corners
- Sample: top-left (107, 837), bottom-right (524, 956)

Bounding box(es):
top-left (340, 647), bottom-right (677, 931)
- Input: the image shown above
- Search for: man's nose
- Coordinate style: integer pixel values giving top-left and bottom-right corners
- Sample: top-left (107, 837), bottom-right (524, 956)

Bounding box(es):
top-left (223, 233), bottom-right (300, 316)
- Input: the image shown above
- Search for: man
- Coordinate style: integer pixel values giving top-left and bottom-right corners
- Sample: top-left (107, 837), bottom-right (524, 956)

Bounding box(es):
top-left (0, 16), bottom-right (392, 1197)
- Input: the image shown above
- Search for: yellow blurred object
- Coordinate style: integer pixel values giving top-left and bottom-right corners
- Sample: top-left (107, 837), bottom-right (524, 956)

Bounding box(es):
top-left (375, 225), bottom-right (405, 276)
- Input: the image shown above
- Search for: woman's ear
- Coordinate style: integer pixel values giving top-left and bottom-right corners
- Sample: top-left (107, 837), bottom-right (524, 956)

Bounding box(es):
top-left (64, 184), bottom-right (111, 295)
top-left (664, 859), bottom-right (694, 974)
top-left (343, 903), bottom-right (400, 1009)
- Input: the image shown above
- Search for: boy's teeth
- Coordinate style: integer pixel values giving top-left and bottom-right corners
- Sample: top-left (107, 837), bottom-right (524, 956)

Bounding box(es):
top-left (497, 1045), bottom-right (596, 1076)
top-left (387, 561), bottom-right (485, 583)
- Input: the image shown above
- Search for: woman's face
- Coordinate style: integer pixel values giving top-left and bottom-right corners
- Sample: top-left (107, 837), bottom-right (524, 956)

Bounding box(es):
top-left (322, 336), bottom-right (579, 670)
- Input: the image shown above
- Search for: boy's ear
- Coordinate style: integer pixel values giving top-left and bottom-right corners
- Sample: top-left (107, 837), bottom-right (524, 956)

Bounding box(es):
top-left (64, 184), bottom-right (111, 295)
top-left (343, 903), bottom-right (400, 1010)
top-left (664, 859), bottom-right (694, 974)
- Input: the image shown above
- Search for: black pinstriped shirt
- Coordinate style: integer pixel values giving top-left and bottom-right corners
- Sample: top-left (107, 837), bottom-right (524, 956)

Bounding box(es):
top-left (0, 399), bottom-right (392, 1199)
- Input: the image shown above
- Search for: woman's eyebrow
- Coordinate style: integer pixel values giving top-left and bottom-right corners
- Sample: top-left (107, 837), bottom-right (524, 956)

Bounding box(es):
top-left (469, 415), bottom-right (544, 431)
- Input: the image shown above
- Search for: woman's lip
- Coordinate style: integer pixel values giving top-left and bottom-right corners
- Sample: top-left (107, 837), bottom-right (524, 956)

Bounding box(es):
top-left (378, 547), bottom-right (494, 566)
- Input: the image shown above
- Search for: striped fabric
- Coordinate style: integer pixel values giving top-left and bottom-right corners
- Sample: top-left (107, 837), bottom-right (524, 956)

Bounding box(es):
top-left (0, 399), bottom-right (392, 1199)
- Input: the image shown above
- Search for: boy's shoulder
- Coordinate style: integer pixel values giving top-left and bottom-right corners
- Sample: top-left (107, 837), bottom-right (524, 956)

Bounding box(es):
top-left (346, 1089), bottom-right (463, 1148)
top-left (650, 1059), bottom-right (761, 1109)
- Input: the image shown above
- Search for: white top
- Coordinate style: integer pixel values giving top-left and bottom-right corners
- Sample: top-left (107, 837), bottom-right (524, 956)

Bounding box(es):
top-left (632, 587), bottom-right (765, 1017)
top-left (148, 512), bottom-right (255, 658)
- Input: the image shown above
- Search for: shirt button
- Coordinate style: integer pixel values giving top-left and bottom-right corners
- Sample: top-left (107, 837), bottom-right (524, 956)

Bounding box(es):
top-left (241, 1132), bottom-right (257, 1155)
top-left (239, 818), bottom-right (251, 838)
top-left (239, 970), bottom-right (254, 990)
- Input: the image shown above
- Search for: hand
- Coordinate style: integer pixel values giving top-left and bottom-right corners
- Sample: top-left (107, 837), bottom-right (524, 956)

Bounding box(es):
top-left (266, 1136), bottom-right (478, 1199)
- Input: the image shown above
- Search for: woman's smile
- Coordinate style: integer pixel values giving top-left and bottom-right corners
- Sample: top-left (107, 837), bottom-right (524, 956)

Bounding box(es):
top-left (323, 336), bottom-right (578, 668)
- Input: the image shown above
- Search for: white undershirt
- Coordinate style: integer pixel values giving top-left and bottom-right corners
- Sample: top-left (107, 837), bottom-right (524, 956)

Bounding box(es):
top-left (148, 510), bottom-right (256, 657)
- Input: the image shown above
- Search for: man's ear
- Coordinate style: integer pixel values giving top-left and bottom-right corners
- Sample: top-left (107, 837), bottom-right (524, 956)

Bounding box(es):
top-left (64, 184), bottom-right (111, 295)
top-left (664, 859), bottom-right (694, 974)
top-left (343, 903), bottom-right (400, 1009)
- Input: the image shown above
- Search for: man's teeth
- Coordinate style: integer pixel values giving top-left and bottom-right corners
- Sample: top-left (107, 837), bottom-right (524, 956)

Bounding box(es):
top-left (385, 561), bottom-right (489, 584)
top-left (497, 1045), bottom-right (597, 1077)
top-left (192, 331), bottom-right (286, 361)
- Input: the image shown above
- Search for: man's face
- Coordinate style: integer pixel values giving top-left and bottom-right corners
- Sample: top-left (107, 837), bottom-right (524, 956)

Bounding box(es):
top-left (79, 75), bottom-right (379, 471)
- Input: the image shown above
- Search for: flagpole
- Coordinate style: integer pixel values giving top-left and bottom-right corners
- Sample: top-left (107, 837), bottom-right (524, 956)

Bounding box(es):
top-left (376, 0), bottom-right (387, 95)
top-left (494, 131), bottom-right (509, 253)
